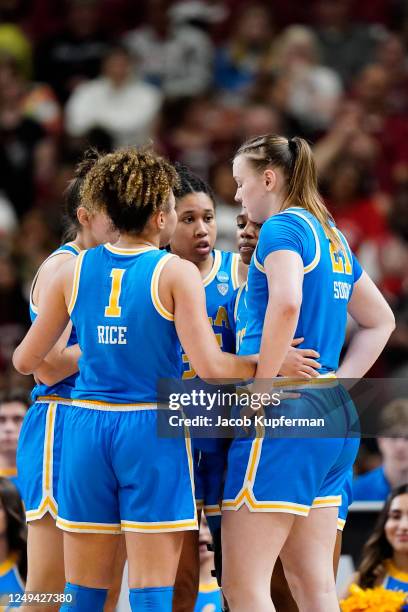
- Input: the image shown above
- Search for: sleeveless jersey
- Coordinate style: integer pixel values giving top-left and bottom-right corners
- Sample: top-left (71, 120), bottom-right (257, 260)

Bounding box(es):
top-left (239, 207), bottom-right (363, 372)
top-left (70, 244), bottom-right (183, 404)
top-left (182, 249), bottom-right (240, 379)
top-left (30, 242), bottom-right (80, 402)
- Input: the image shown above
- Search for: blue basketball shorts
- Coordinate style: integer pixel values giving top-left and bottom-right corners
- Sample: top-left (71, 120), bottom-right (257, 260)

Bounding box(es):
top-left (56, 403), bottom-right (198, 534)
top-left (16, 397), bottom-right (71, 521)
top-left (223, 384), bottom-right (359, 516)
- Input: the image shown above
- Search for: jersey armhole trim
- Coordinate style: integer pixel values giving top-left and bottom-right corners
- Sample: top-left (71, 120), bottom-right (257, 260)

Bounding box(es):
top-left (281, 210), bottom-right (321, 274)
top-left (68, 250), bottom-right (86, 315)
top-left (234, 284), bottom-right (246, 323)
top-left (231, 252), bottom-right (240, 289)
top-left (203, 250), bottom-right (222, 287)
top-left (151, 253), bottom-right (176, 321)
top-left (253, 247), bottom-right (265, 273)
top-left (30, 249), bottom-right (80, 314)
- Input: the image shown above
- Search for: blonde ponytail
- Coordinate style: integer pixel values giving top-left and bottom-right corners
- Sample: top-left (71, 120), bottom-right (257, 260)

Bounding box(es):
top-left (235, 134), bottom-right (343, 252)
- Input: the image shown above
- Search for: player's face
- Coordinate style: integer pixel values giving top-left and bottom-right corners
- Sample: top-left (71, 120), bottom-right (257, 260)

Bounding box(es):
top-left (385, 494), bottom-right (408, 553)
top-left (170, 192), bottom-right (216, 264)
top-left (236, 210), bottom-right (262, 265)
top-left (0, 402), bottom-right (26, 454)
top-left (233, 154), bottom-right (275, 224)
top-left (159, 191), bottom-right (178, 247)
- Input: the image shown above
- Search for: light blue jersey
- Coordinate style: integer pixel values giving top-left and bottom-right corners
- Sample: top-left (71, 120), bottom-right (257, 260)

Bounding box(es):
top-left (70, 244), bottom-right (183, 404)
top-left (29, 241), bottom-right (81, 402)
top-left (194, 581), bottom-right (222, 611)
top-left (182, 249), bottom-right (240, 379)
top-left (239, 207), bottom-right (363, 372)
top-left (57, 243), bottom-right (196, 534)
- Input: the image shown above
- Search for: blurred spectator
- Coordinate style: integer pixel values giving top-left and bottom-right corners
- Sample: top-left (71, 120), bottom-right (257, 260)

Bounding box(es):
top-left (313, 0), bottom-right (380, 85)
top-left (160, 95), bottom-right (215, 178)
top-left (123, 0), bottom-right (214, 98)
top-left (65, 45), bottom-right (162, 147)
top-left (0, 22), bottom-right (31, 78)
top-left (0, 477), bottom-right (26, 598)
top-left (266, 25), bottom-right (343, 134)
top-left (0, 192), bottom-right (18, 239)
top-left (210, 160), bottom-right (238, 251)
top-left (35, 0), bottom-right (110, 103)
top-left (194, 514), bottom-right (222, 612)
top-left (353, 399), bottom-right (408, 502)
top-left (342, 485), bottom-right (408, 599)
top-left (250, 72), bottom-right (304, 138)
top-left (352, 64), bottom-right (408, 193)
top-left (375, 33), bottom-right (408, 115)
top-left (214, 4), bottom-right (274, 98)
top-left (0, 252), bottom-right (28, 371)
top-left (0, 57), bottom-right (55, 218)
top-left (0, 389), bottom-right (28, 490)
top-left (0, 52), bottom-right (62, 136)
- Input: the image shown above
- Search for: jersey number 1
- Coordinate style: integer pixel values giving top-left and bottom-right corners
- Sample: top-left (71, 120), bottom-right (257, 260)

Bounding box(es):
top-left (105, 269), bottom-right (126, 317)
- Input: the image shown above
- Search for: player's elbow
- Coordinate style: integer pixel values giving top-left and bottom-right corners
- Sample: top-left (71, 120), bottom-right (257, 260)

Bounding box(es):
top-left (12, 348), bottom-right (34, 375)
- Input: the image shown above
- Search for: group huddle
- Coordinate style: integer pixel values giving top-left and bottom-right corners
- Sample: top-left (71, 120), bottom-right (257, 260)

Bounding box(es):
top-left (13, 135), bottom-right (395, 612)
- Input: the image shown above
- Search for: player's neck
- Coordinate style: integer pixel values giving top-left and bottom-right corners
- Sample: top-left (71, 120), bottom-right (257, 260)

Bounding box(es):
top-left (196, 253), bottom-right (214, 278)
top-left (113, 232), bottom-right (160, 249)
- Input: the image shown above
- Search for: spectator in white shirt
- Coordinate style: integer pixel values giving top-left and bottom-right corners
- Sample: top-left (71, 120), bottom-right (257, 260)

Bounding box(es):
top-left (65, 45), bottom-right (162, 147)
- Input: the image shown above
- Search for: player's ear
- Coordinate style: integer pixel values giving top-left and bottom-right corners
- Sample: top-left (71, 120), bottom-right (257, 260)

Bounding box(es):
top-left (263, 168), bottom-right (276, 192)
top-left (156, 210), bottom-right (166, 230)
top-left (77, 206), bottom-right (91, 227)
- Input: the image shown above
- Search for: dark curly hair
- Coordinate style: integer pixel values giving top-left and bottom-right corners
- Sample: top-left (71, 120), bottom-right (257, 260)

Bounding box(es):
top-left (81, 148), bottom-right (179, 234)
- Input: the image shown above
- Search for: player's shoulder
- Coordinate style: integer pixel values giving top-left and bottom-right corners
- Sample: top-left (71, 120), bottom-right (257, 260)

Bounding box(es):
top-left (36, 246), bottom-right (80, 286)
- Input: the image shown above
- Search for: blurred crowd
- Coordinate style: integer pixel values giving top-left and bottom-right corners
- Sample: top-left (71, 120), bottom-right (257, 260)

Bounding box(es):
top-left (0, 0), bottom-right (408, 397)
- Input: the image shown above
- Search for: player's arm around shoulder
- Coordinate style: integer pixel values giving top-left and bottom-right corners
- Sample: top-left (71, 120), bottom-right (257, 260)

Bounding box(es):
top-left (13, 257), bottom-right (77, 375)
top-left (159, 256), bottom-right (256, 380)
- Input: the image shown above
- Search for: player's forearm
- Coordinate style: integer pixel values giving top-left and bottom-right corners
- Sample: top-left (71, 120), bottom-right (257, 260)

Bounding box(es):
top-left (255, 302), bottom-right (300, 380)
top-left (336, 324), bottom-right (395, 378)
top-left (34, 345), bottom-right (80, 386)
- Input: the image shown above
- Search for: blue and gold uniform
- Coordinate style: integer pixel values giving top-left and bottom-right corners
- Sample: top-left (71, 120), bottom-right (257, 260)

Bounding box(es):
top-left (182, 250), bottom-right (240, 532)
top-left (56, 244), bottom-right (197, 534)
top-left (223, 207), bottom-right (361, 516)
top-left (17, 242), bottom-right (80, 521)
top-left (0, 555), bottom-right (24, 610)
top-left (194, 581), bottom-right (222, 612)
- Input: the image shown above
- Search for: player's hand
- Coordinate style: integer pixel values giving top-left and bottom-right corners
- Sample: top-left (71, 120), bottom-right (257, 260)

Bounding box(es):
top-left (279, 338), bottom-right (321, 378)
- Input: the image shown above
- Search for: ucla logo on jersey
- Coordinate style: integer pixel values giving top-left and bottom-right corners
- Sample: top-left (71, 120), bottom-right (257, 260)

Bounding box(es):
top-left (217, 271), bottom-right (229, 283)
top-left (217, 283), bottom-right (229, 296)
